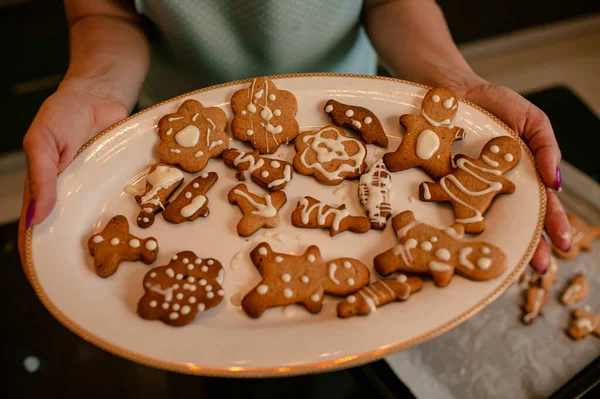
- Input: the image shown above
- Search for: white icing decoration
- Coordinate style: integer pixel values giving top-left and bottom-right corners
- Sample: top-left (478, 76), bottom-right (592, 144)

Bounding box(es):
top-left (150, 272), bottom-right (157, 278)
top-left (267, 165), bottom-right (292, 188)
top-left (254, 89), bottom-right (264, 99)
top-left (431, 95), bottom-right (440, 103)
top-left (269, 94), bottom-right (276, 101)
top-left (165, 268), bottom-right (175, 278)
top-left (165, 128), bottom-right (173, 136)
top-left (199, 279), bottom-right (207, 286)
top-left (397, 275), bottom-right (407, 283)
top-left (192, 183), bottom-right (200, 189)
top-left (195, 151), bottom-right (204, 158)
top-left (298, 197), bottom-right (349, 232)
top-left (364, 117), bottom-right (372, 124)
top-left (258, 247), bottom-right (268, 255)
top-left (270, 161), bottom-right (280, 168)
top-left (198, 303), bottom-right (206, 312)
top-left (421, 109), bottom-right (452, 126)
top-left (170, 149), bottom-right (181, 153)
top-left (192, 113), bottom-right (199, 122)
top-left (206, 292), bottom-right (214, 299)
top-left (273, 109), bottom-right (281, 116)
top-left (420, 241), bottom-right (432, 251)
top-left (257, 285), bottom-right (268, 295)
top-left (329, 263), bottom-right (340, 284)
top-left (422, 183), bottom-right (431, 200)
top-left (145, 240), bottom-right (157, 251)
top-left (246, 129), bottom-right (254, 136)
top-left (347, 295), bottom-right (356, 303)
top-left (233, 189), bottom-right (277, 218)
top-left (431, 237), bottom-right (438, 242)
top-left (458, 247), bottom-right (475, 270)
top-left (325, 104), bottom-right (333, 113)
top-left (283, 288), bottom-right (294, 298)
top-left (149, 284), bottom-right (173, 302)
top-left (416, 130), bottom-right (440, 160)
top-left (110, 238), bottom-right (120, 246)
top-left (347, 278), bottom-right (355, 286)
top-left (233, 151), bottom-right (265, 181)
top-left (180, 305), bottom-right (191, 315)
top-left (172, 255), bottom-right (178, 260)
top-left (444, 227), bottom-right (462, 240)
top-left (443, 97), bottom-right (454, 109)
top-left (180, 195), bottom-right (207, 218)
top-left (218, 289), bottom-right (224, 296)
top-left (143, 217), bottom-right (149, 223)
top-left (504, 153), bottom-right (513, 162)
top-left (201, 266), bottom-right (208, 272)
top-left (343, 261), bottom-right (352, 269)
top-left (92, 235), bottom-right (103, 243)
top-left (359, 291), bottom-right (377, 313)
top-left (477, 257), bottom-right (492, 270)
top-left (176, 293), bottom-right (184, 300)
top-left (175, 125), bottom-right (200, 147)
top-left (429, 261), bottom-right (452, 272)
top-left (311, 293), bottom-right (320, 302)
top-left (482, 246), bottom-right (491, 254)
top-left (129, 239), bottom-right (140, 248)
top-left (141, 166), bottom-right (184, 206)
top-left (352, 120), bottom-right (362, 129)
top-left (241, 110), bottom-right (247, 115)
top-left (397, 220), bottom-right (420, 238)
top-left (307, 254), bottom-right (316, 263)
top-left (261, 170), bottom-right (269, 178)
top-left (281, 273), bottom-right (291, 282)
top-left (301, 276), bottom-right (309, 283)
top-left (435, 248), bottom-right (451, 261)
top-left (247, 103), bottom-right (257, 113)
top-left (490, 145), bottom-right (500, 154)
top-left (482, 155), bottom-right (499, 167)
top-left (216, 269), bottom-right (223, 285)
top-left (275, 256), bottom-right (284, 263)
top-left (150, 300), bottom-right (157, 308)
top-left (168, 117), bottom-right (183, 121)
top-left (345, 109), bottom-right (354, 117)
top-left (208, 140), bottom-right (224, 150)
top-left (169, 312), bottom-right (179, 320)
top-left (189, 297), bottom-right (196, 304)
top-left (185, 192), bottom-right (192, 199)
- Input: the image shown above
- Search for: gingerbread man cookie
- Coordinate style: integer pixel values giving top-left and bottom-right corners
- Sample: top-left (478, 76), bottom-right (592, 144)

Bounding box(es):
top-left (222, 148), bottom-right (293, 191)
top-left (88, 215), bottom-right (158, 278)
top-left (228, 184), bottom-right (287, 237)
top-left (242, 243), bottom-right (370, 318)
top-left (374, 211), bottom-right (507, 287)
top-left (137, 251), bottom-right (224, 327)
top-left (553, 214), bottom-right (600, 259)
top-left (231, 77), bottom-right (299, 154)
top-left (522, 286), bottom-right (547, 324)
top-left (419, 136), bottom-right (521, 234)
top-left (561, 273), bottom-right (590, 305)
top-left (135, 163), bottom-right (184, 228)
top-left (567, 308), bottom-right (600, 340)
top-left (324, 99), bottom-right (388, 147)
top-left (337, 275), bottom-right (422, 318)
top-left (383, 87), bottom-right (465, 179)
top-left (163, 172), bottom-right (218, 224)
top-left (291, 196), bottom-right (371, 237)
top-left (358, 159), bottom-right (393, 230)
top-left (157, 99), bottom-right (228, 172)
top-left (293, 125), bottom-right (367, 186)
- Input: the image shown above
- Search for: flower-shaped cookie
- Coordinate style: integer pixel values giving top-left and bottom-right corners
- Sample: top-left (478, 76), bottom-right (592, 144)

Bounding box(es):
top-left (231, 77), bottom-right (299, 154)
top-left (157, 100), bottom-right (228, 172)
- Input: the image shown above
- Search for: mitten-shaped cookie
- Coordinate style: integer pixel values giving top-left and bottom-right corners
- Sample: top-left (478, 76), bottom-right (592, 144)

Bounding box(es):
top-left (222, 148), bottom-right (293, 191)
top-left (135, 163), bottom-right (184, 228)
top-left (228, 184), bottom-right (287, 237)
top-left (242, 243), bottom-right (370, 318)
top-left (291, 196), bottom-right (371, 237)
top-left (337, 275), bottom-right (422, 318)
top-left (419, 136), bottom-right (521, 234)
top-left (383, 87), bottom-right (465, 179)
top-left (374, 211), bottom-right (507, 287)
top-left (88, 215), bottom-right (158, 278)
top-left (553, 214), bottom-right (600, 259)
top-left (324, 99), bottom-right (388, 147)
top-left (137, 251), bottom-right (224, 327)
top-left (358, 159), bottom-right (393, 230)
top-left (163, 172), bottom-right (217, 224)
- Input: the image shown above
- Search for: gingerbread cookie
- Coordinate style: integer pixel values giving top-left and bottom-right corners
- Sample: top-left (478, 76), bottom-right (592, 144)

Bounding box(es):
top-left (222, 148), bottom-right (293, 191)
top-left (419, 136), bottom-right (521, 234)
top-left (383, 87), bottom-right (465, 179)
top-left (324, 99), bottom-right (388, 148)
top-left (88, 215), bottom-right (158, 278)
top-left (519, 256), bottom-right (559, 292)
top-left (374, 211), bottom-right (507, 287)
top-left (135, 164), bottom-right (184, 228)
top-left (242, 243), bottom-right (370, 318)
top-left (228, 184), bottom-right (287, 237)
top-left (561, 273), bottom-right (590, 305)
top-left (337, 275), bottom-right (422, 318)
top-left (291, 196), bottom-right (371, 237)
top-left (137, 251), bottom-right (224, 327)
top-left (163, 172), bottom-right (218, 224)
top-left (157, 99), bottom-right (228, 172)
top-left (293, 125), bottom-right (367, 186)
top-left (522, 286), bottom-right (547, 324)
top-left (231, 77), bottom-right (299, 154)
top-left (553, 214), bottom-right (600, 259)
top-left (358, 159), bottom-right (393, 230)
top-left (567, 308), bottom-right (600, 340)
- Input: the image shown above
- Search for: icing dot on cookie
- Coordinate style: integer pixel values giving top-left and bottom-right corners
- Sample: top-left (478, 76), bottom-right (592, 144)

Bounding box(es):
top-left (173, 284), bottom-right (179, 290)
top-left (269, 94), bottom-right (276, 101)
top-left (143, 217), bottom-right (149, 223)
top-left (207, 260), bottom-right (214, 265)
top-left (431, 237), bottom-right (438, 242)
top-left (195, 258), bottom-right (202, 264)
top-left (145, 282), bottom-right (151, 288)
top-left (246, 129), bottom-right (254, 136)
top-left (490, 145), bottom-right (500, 154)
top-left (258, 247), bottom-right (268, 256)
top-left (311, 293), bottom-right (320, 302)
top-left (149, 300), bottom-right (157, 308)
top-left (301, 276), bottom-right (309, 283)
top-left (432, 95), bottom-right (440, 103)
top-left (307, 254), bottom-right (316, 263)
top-left (347, 278), bottom-right (355, 286)
top-left (187, 264), bottom-right (194, 270)
top-left (199, 279), bottom-right (207, 286)
top-left (477, 258), bottom-right (492, 270)
top-left (345, 109), bottom-right (354, 117)
top-left (273, 109), bottom-right (281, 117)
top-left (343, 261), bottom-right (352, 269)
top-left (435, 249), bottom-right (451, 261)
top-left (110, 238), bottom-right (120, 246)
top-left (218, 289), bottom-right (225, 296)
top-left (257, 284), bottom-right (268, 294)
top-left (270, 161), bottom-right (280, 168)
top-left (283, 288), bottom-right (294, 298)
top-left (198, 303), bottom-right (206, 312)
top-left (201, 266), bottom-right (208, 272)
top-left (281, 273), bottom-right (291, 282)
top-left (352, 120), bottom-right (362, 129)
top-left (364, 117), bottom-right (372, 124)
top-left (189, 297), bottom-right (196, 304)
top-left (92, 235), bottom-right (104, 243)
top-left (207, 292), bottom-right (214, 299)
top-left (162, 302), bottom-right (169, 309)
top-left (205, 285), bottom-right (213, 291)
top-left (275, 256), bottom-right (284, 263)
top-left (397, 275), bottom-right (407, 283)
top-left (193, 183), bottom-right (199, 189)
top-left (176, 293), bottom-right (184, 300)
top-left (347, 295), bottom-right (356, 303)
top-left (129, 239), bottom-right (140, 248)
top-left (176, 273), bottom-right (183, 280)
top-left (169, 312), bottom-right (179, 320)
top-left (504, 153), bottom-right (513, 162)
top-left (195, 151), bottom-right (204, 158)
top-left (261, 171), bottom-right (269, 178)
top-left (482, 247), bottom-right (491, 254)
top-left (172, 304), bottom-right (180, 311)
top-left (150, 272), bottom-right (157, 278)
top-left (241, 110), bottom-right (247, 115)
top-left (185, 192), bottom-right (192, 199)
top-left (187, 276), bottom-right (195, 283)
top-left (145, 240), bottom-right (157, 251)
top-left (202, 173), bottom-right (208, 178)
top-left (182, 258), bottom-right (189, 264)
top-left (420, 241), bottom-right (432, 251)
top-left (181, 305), bottom-right (191, 315)
top-left (405, 238), bottom-right (418, 249)
top-left (172, 255), bottom-right (178, 260)
top-left (325, 104), bottom-right (333, 113)
top-left (165, 268), bottom-right (175, 278)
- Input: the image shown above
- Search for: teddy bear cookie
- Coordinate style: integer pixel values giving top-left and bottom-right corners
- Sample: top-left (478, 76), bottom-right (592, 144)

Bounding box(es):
top-left (294, 125), bottom-right (367, 186)
top-left (561, 273), bottom-right (590, 305)
top-left (228, 184), bottom-right (287, 237)
top-left (358, 159), bottom-right (393, 230)
top-left (553, 214), bottom-right (600, 259)
top-left (137, 251), bottom-right (224, 327)
top-left (88, 215), bottom-right (158, 278)
top-left (419, 136), bottom-right (521, 234)
top-left (567, 307), bottom-right (600, 340)
top-left (242, 243), bottom-right (370, 318)
top-left (135, 163), bottom-right (184, 228)
top-left (324, 99), bottom-right (388, 148)
top-left (163, 172), bottom-right (218, 224)
top-left (383, 87), bottom-right (465, 179)
top-left (157, 99), bottom-right (228, 172)
top-left (222, 148), bottom-right (293, 191)
top-left (231, 77), bottom-right (299, 154)
top-left (522, 286), bottom-right (547, 324)
top-left (337, 275), bottom-right (422, 318)
top-left (374, 210), bottom-right (507, 287)
top-left (291, 196), bottom-right (371, 237)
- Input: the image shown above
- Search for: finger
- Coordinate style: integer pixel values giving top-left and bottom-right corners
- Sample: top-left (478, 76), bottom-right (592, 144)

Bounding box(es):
top-left (529, 235), bottom-right (550, 275)
top-left (544, 189), bottom-right (571, 252)
top-left (22, 123), bottom-right (60, 226)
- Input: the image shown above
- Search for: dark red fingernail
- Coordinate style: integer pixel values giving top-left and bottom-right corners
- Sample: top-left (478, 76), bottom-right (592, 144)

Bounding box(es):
top-left (538, 266), bottom-right (548, 276)
top-left (555, 167), bottom-right (562, 191)
top-left (26, 200), bottom-right (35, 229)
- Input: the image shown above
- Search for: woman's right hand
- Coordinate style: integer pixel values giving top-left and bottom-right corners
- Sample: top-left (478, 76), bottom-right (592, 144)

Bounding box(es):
top-left (20, 77), bottom-right (130, 232)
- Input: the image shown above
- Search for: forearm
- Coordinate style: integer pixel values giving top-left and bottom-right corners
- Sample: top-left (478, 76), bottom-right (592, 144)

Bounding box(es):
top-left (62, 1), bottom-right (149, 111)
top-left (364, 0), bottom-right (481, 88)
